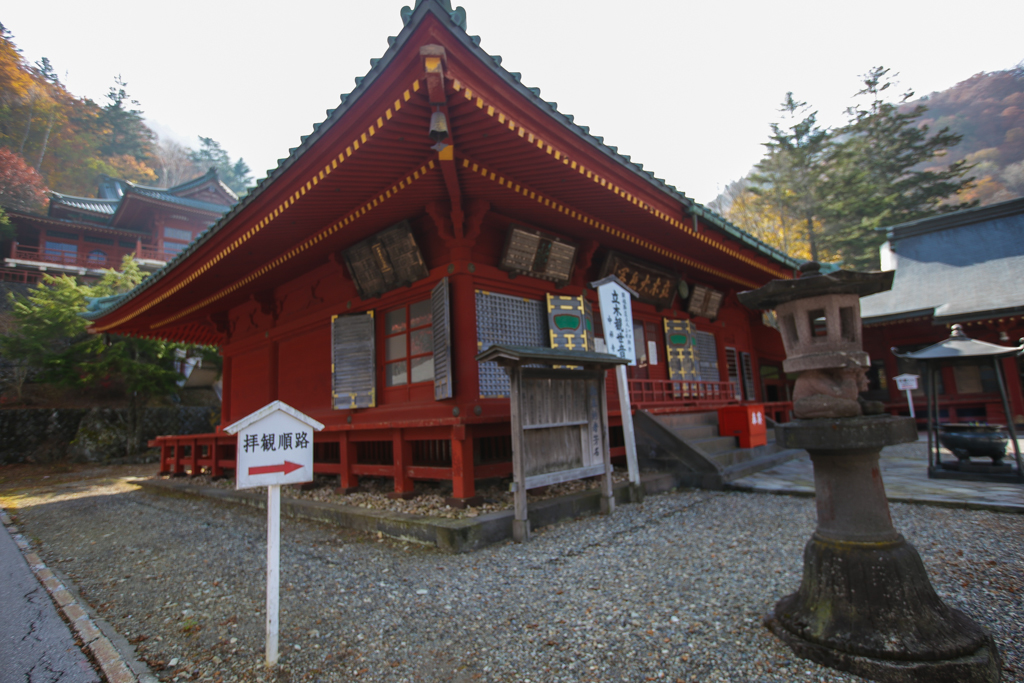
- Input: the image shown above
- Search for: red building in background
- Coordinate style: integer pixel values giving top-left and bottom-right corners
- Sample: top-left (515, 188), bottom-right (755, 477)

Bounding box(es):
top-left (2, 169), bottom-right (237, 283)
top-left (85, 0), bottom-right (800, 505)
top-left (861, 196), bottom-right (1024, 426)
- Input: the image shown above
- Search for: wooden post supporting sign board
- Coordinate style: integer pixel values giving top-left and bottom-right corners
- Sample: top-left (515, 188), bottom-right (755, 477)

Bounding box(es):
top-left (225, 400), bottom-right (324, 667)
top-left (476, 345), bottom-right (629, 543)
top-left (592, 276), bottom-right (641, 488)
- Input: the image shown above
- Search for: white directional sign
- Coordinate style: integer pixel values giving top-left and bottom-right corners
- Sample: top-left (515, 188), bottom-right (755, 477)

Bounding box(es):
top-left (223, 400), bottom-right (324, 667)
top-left (893, 373), bottom-right (920, 419)
top-left (894, 373), bottom-right (919, 391)
top-left (226, 401), bottom-right (324, 489)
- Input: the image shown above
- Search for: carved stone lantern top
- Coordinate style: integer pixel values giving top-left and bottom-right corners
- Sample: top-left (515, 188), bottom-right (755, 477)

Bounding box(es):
top-left (739, 262), bottom-right (894, 374)
top-left (739, 262), bottom-right (894, 419)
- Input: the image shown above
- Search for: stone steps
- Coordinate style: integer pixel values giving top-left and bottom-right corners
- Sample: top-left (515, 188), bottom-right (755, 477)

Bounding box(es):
top-left (634, 410), bottom-right (805, 489)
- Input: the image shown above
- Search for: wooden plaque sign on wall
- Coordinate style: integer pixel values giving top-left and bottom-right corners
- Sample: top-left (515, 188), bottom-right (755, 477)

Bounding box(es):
top-left (546, 293), bottom-right (595, 352)
top-left (343, 220), bottom-right (429, 299)
top-left (598, 251), bottom-right (678, 308)
top-left (687, 284), bottom-right (724, 320)
top-left (499, 224), bottom-right (578, 285)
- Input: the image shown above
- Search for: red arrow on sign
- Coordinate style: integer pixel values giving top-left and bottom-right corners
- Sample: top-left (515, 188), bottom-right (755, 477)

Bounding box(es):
top-left (248, 461), bottom-right (303, 476)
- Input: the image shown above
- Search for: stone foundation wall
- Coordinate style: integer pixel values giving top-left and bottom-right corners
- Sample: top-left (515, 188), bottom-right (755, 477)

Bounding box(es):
top-left (0, 407), bottom-right (220, 464)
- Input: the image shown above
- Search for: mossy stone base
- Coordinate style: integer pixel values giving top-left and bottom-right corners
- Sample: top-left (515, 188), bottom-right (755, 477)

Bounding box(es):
top-left (767, 535), bottom-right (1001, 682)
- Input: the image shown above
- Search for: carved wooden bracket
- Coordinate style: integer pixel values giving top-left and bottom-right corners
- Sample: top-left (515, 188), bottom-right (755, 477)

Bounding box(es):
top-left (251, 290), bottom-right (279, 321)
top-left (572, 239), bottom-right (600, 286)
top-left (464, 199), bottom-right (490, 241)
top-left (425, 200), bottom-right (455, 240)
top-left (207, 311), bottom-right (231, 337)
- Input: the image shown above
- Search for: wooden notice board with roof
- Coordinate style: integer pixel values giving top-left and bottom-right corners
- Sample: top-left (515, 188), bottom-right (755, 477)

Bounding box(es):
top-left (476, 345), bottom-right (629, 543)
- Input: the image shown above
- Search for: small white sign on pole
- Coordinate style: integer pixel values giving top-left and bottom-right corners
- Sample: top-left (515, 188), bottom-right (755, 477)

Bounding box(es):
top-left (596, 281), bottom-right (637, 366)
top-left (893, 373), bottom-right (920, 419)
top-left (224, 400), bottom-right (324, 667)
top-left (592, 276), bottom-right (640, 486)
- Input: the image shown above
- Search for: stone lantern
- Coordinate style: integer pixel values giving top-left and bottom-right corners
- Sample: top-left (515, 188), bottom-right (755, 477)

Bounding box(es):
top-left (738, 263), bottom-right (1001, 683)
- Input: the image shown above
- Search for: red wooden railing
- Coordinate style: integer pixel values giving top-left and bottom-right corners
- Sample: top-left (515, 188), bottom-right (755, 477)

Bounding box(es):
top-left (11, 244), bottom-right (108, 269)
top-left (136, 247), bottom-right (179, 262)
top-left (10, 242), bottom-right (176, 268)
top-left (762, 401), bottom-right (794, 424)
top-left (0, 267), bottom-right (41, 284)
top-left (627, 378), bottom-right (741, 409)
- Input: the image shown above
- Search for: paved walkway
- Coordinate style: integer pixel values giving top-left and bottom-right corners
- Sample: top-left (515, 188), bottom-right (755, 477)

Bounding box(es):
top-left (730, 436), bottom-right (1024, 513)
top-left (0, 513), bottom-right (100, 683)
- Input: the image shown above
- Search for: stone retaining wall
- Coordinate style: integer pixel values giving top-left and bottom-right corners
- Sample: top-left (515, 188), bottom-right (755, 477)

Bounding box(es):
top-left (0, 407), bottom-right (220, 464)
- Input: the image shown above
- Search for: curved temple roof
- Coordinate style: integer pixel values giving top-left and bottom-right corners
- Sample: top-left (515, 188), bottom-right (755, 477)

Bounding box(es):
top-left (84, 0), bottom-right (800, 333)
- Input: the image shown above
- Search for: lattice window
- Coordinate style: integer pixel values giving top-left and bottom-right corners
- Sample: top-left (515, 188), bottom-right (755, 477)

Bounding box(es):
top-left (724, 347), bottom-right (740, 399)
top-left (475, 290), bottom-right (546, 397)
top-left (695, 331), bottom-right (720, 382)
top-left (740, 351), bottom-right (756, 401)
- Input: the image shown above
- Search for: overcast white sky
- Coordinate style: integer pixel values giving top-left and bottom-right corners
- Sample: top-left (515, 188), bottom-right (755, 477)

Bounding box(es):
top-left (5, 1), bottom-right (1023, 204)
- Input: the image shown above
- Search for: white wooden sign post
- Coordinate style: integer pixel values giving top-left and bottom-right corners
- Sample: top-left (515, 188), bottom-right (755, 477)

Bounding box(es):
top-left (894, 373), bottom-right (920, 419)
top-left (592, 276), bottom-right (640, 487)
top-left (224, 400), bottom-right (324, 667)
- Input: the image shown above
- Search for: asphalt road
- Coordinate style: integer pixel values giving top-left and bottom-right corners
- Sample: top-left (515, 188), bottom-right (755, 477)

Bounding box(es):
top-left (0, 522), bottom-right (100, 683)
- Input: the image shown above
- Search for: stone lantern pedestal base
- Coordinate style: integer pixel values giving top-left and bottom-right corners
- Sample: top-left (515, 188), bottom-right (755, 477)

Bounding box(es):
top-left (769, 416), bottom-right (1002, 683)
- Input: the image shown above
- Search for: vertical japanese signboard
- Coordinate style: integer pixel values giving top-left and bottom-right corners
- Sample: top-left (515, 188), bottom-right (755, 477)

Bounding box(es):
top-left (225, 401), bottom-right (325, 667)
top-left (592, 276), bottom-right (640, 486)
top-left (596, 280), bottom-right (637, 366)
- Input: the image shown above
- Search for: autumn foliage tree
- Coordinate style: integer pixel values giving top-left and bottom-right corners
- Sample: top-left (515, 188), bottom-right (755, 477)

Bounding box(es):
top-left (0, 146), bottom-right (48, 211)
top-left (0, 23), bottom-right (247, 199)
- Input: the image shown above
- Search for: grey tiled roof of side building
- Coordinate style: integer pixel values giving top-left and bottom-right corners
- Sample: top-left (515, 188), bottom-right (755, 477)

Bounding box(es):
top-left (860, 196), bottom-right (1024, 324)
top-left (128, 187), bottom-right (232, 214)
top-left (49, 194), bottom-right (119, 215)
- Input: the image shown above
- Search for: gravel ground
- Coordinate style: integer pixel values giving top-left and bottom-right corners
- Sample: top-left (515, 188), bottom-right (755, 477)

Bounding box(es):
top-left (3, 472), bottom-right (1021, 683)
top-left (189, 470), bottom-right (633, 520)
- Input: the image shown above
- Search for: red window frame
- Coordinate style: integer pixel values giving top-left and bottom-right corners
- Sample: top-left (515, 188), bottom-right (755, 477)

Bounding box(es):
top-left (382, 299), bottom-right (434, 394)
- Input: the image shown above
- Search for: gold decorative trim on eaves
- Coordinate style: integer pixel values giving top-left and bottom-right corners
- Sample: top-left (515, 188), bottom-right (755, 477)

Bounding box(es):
top-left (451, 77), bottom-right (789, 281)
top-left (460, 156), bottom-right (759, 290)
top-left (147, 159), bottom-right (437, 330)
top-left (93, 79), bottom-right (425, 333)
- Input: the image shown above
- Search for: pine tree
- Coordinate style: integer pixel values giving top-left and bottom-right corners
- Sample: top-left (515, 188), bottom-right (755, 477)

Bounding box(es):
top-left (747, 94), bottom-right (830, 260)
top-left (190, 137), bottom-right (252, 194)
top-left (821, 67), bottom-right (975, 268)
top-left (98, 75), bottom-right (155, 161)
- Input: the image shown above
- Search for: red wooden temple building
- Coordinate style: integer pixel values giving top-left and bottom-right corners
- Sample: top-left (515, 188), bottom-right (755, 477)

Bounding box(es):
top-left (861, 197), bottom-right (1024, 426)
top-left (85, 0), bottom-right (800, 505)
top-left (2, 169), bottom-right (237, 284)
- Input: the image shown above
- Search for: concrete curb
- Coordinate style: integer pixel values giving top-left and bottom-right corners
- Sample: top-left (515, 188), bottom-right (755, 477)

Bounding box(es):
top-left (725, 482), bottom-right (1024, 514)
top-left (138, 471), bottom-right (679, 553)
top-left (0, 507), bottom-right (158, 683)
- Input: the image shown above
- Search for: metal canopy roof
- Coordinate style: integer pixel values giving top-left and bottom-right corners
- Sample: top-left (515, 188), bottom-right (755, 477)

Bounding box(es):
top-left (893, 325), bottom-right (1024, 361)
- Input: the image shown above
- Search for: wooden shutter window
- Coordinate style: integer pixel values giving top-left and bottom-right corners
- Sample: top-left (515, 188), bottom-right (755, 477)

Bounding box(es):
top-left (432, 277), bottom-right (453, 400)
top-left (695, 331), bottom-right (720, 382)
top-left (332, 312), bottom-right (376, 409)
